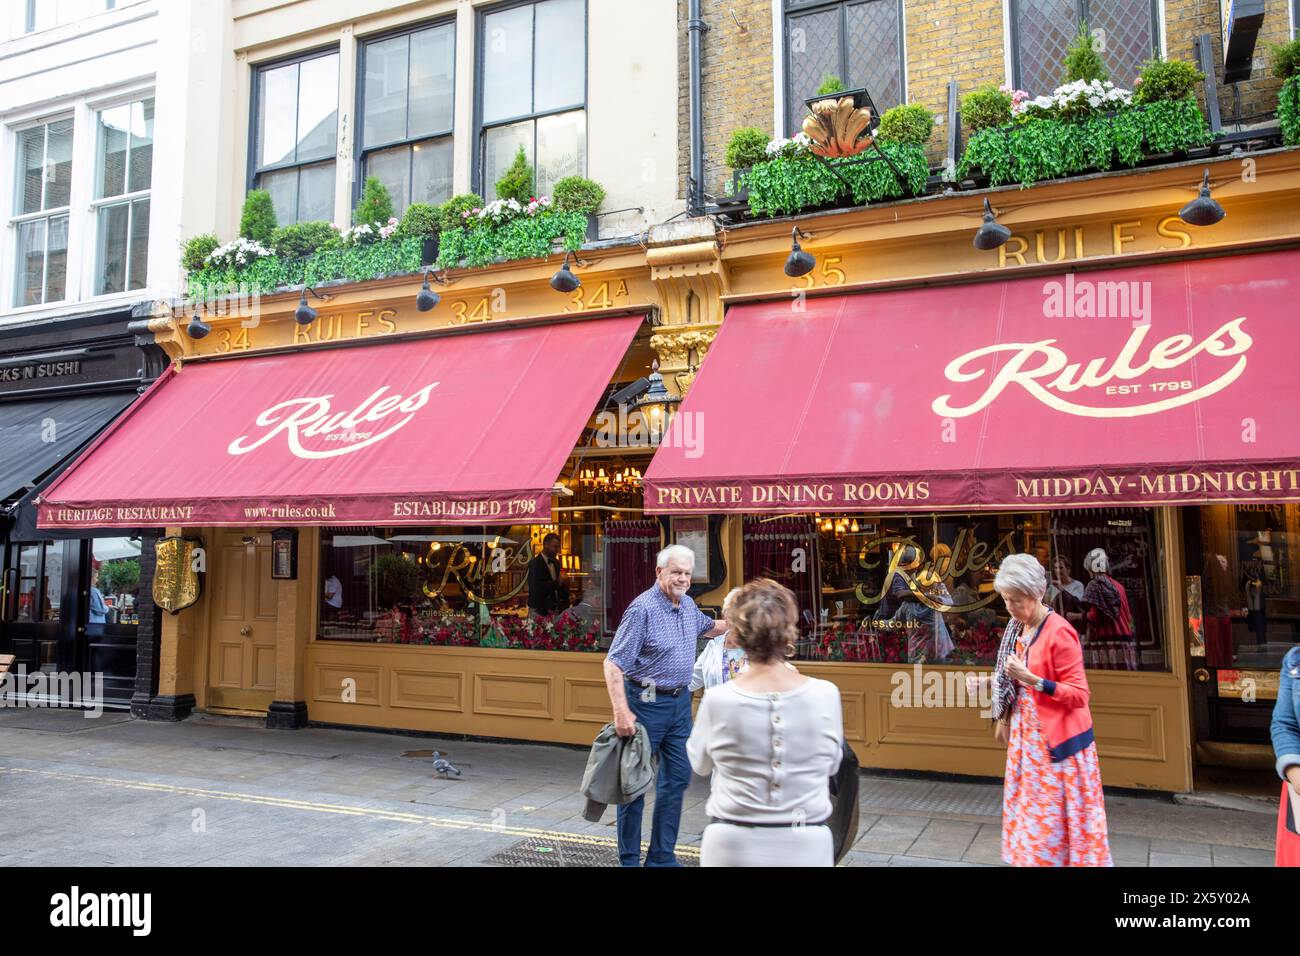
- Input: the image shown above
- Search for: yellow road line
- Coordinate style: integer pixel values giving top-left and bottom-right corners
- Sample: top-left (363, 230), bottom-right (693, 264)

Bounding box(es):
top-left (0, 765), bottom-right (702, 859)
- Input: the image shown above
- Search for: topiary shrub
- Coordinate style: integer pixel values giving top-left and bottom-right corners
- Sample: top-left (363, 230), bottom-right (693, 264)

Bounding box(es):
top-left (1272, 38), bottom-right (1300, 80)
top-left (1062, 24), bottom-right (1108, 85)
top-left (816, 74), bottom-right (846, 96)
top-left (495, 147), bottom-right (535, 203)
top-left (725, 127), bottom-right (770, 170)
top-left (1133, 58), bottom-right (1203, 104)
top-left (181, 234), bottom-right (219, 273)
top-left (876, 103), bottom-right (935, 146)
top-left (239, 190), bottom-right (277, 243)
top-left (962, 85), bottom-right (1014, 132)
top-left (437, 193), bottom-right (485, 231)
top-left (396, 202), bottom-right (440, 239)
top-left (353, 176), bottom-right (395, 229)
top-left (269, 221), bottom-right (338, 259)
top-left (552, 176), bottom-right (606, 212)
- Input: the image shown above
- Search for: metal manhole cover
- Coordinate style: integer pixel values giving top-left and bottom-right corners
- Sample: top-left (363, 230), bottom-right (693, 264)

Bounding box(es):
top-left (484, 835), bottom-right (700, 867)
top-left (402, 750), bottom-right (436, 758)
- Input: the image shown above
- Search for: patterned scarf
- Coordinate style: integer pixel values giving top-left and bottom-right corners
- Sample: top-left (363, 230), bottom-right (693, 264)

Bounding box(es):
top-left (1083, 574), bottom-right (1123, 624)
top-left (992, 617), bottom-right (1024, 722)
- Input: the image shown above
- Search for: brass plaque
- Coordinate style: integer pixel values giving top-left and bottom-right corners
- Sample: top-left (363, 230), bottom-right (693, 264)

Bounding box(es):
top-left (153, 536), bottom-right (203, 614)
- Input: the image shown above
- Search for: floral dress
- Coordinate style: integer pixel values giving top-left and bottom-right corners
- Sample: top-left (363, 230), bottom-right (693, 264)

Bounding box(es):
top-left (1001, 631), bottom-right (1113, 867)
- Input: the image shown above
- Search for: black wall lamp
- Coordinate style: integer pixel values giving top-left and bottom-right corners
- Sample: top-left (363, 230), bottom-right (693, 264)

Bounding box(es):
top-left (186, 312), bottom-right (211, 339)
top-left (784, 227), bottom-right (815, 278)
top-left (1178, 168), bottom-right (1226, 227)
top-left (550, 251), bottom-right (583, 293)
top-left (973, 198), bottom-right (1012, 250)
top-left (416, 270), bottom-right (451, 312)
top-left (295, 286), bottom-right (332, 325)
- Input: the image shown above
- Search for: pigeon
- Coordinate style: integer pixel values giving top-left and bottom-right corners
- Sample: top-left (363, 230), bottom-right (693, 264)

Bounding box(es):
top-left (431, 750), bottom-right (462, 777)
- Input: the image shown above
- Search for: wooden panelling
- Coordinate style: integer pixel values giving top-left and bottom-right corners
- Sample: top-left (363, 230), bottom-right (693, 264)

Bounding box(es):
top-left (313, 662), bottom-right (381, 706)
top-left (839, 690), bottom-right (866, 743)
top-left (474, 672), bottom-right (553, 720)
top-left (1092, 703), bottom-right (1166, 762)
top-left (390, 669), bottom-right (463, 712)
top-left (564, 678), bottom-right (614, 724)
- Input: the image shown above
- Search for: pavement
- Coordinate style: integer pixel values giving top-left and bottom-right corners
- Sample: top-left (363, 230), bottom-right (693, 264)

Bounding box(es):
top-left (0, 706), bottom-right (1278, 867)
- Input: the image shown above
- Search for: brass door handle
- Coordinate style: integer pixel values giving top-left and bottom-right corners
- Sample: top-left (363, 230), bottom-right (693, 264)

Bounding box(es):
top-left (1193, 668), bottom-right (1210, 683)
top-left (240, 625), bottom-right (252, 636)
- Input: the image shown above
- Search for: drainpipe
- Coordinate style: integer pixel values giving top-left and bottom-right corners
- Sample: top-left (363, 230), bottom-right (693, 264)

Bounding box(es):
top-left (687, 0), bottom-right (708, 216)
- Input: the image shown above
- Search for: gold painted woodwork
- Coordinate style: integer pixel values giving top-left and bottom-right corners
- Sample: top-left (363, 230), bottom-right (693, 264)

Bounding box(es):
top-left (206, 530), bottom-right (277, 712)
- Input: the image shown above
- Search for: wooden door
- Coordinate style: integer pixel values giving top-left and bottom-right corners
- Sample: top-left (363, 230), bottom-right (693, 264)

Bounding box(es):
top-left (207, 530), bottom-right (278, 711)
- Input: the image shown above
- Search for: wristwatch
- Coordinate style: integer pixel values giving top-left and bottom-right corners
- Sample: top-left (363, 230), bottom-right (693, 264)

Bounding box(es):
top-left (1032, 677), bottom-right (1045, 692)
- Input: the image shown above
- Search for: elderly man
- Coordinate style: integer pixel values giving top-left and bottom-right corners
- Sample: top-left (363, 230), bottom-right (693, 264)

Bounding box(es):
top-left (603, 544), bottom-right (723, 866)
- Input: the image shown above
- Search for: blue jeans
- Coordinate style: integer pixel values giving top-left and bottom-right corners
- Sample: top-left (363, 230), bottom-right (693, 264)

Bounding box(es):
top-left (616, 678), bottom-right (693, 867)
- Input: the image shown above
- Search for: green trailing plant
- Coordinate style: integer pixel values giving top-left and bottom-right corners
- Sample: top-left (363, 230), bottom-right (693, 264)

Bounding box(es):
top-left (435, 209), bottom-right (589, 270)
top-left (395, 202), bottom-right (440, 239)
top-left (551, 175), bottom-right (606, 212)
top-left (1272, 38), bottom-right (1300, 80)
top-left (1133, 58), bottom-right (1202, 104)
top-left (269, 221), bottom-right (338, 259)
top-left (1280, 75), bottom-right (1300, 146)
top-left (815, 74), bottom-right (846, 96)
top-left (180, 234), bottom-right (219, 273)
top-left (962, 85), bottom-right (1014, 133)
top-left (437, 193), bottom-right (485, 232)
top-left (186, 236), bottom-right (422, 299)
top-left (741, 143), bottom-right (928, 217)
top-left (353, 176), bottom-right (395, 229)
top-left (239, 190), bottom-right (277, 243)
top-left (495, 147), bottom-right (535, 203)
top-left (1062, 24), bottom-right (1108, 84)
top-left (959, 97), bottom-right (1211, 188)
top-left (724, 127), bottom-right (770, 170)
top-left (876, 104), bottom-right (934, 146)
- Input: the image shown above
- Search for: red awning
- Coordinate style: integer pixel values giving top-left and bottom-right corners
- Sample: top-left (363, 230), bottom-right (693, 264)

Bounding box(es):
top-left (645, 249), bottom-right (1300, 513)
top-left (39, 314), bottom-right (643, 528)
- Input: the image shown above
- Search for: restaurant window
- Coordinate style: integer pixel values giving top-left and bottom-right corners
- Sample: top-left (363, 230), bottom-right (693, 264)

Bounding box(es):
top-left (317, 522), bottom-right (606, 650)
top-left (359, 21), bottom-right (455, 216)
top-left (12, 116), bottom-right (72, 307)
top-left (1011, 0), bottom-right (1159, 96)
top-left (91, 536), bottom-right (143, 628)
top-left (93, 97), bottom-right (153, 295)
top-left (251, 49), bottom-right (339, 225)
top-left (476, 0), bottom-right (586, 200)
top-left (782, 0), bottom-right (904, 136)
top-left (744, 508), bottom-right (1167, 671)
top-left (1191, 504), bottom-right (1300, 672)
top-left (13, 541), bottom-right (62, 623)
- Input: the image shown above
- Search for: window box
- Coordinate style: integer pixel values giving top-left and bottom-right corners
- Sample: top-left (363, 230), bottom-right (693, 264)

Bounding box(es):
top-left (740, 143), bottom-right (929, 219)
top-left (186, 235), bottom-right (425, 300)
top-left (958, 98), bottom-right (1213, 190)
top-left (1280, 76), bottom-right (1300, 147)
top-left (434, 206), bottom-right (591, 271)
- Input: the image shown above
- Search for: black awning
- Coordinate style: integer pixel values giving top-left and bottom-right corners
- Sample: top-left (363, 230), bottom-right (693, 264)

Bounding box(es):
top-left (0, 391), bottom-right (136, 509)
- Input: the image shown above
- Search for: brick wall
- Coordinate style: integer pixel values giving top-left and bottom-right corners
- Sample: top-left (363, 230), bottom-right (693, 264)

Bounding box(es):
top-left (678, 0), bottom-right (776, 200)
top-left (905, 1), bottom-right (1009, 162)
top-left (1166, 0), bottom-right (1293, 127)
top-left (680, 0), bottom-right (1297, 199)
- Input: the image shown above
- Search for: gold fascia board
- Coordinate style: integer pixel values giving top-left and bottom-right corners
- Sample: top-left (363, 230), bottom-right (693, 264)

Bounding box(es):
top-left (646, 240), bottom-right (722, 268)
top-left (720, 149), bottom-right (1300, 259)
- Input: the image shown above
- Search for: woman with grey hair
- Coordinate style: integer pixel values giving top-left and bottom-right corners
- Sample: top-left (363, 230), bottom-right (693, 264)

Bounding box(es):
top-left (987, 552), bottom-right (1111, 866)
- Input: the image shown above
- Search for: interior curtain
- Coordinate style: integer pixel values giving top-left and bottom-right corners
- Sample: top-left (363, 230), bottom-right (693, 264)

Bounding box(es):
top-left (603, 519), bottom-right (661, 633)
top-left (742, 516), bottom-right (821, 637)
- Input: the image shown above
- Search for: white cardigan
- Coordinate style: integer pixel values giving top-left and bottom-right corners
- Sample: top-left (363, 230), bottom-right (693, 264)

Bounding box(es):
top-left (687, 677), bottom-right (843, 824)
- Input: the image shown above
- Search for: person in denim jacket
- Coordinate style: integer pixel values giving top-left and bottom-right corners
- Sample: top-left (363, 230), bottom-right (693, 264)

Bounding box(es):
top-left (1271, 646), bottom-right (1300, 866)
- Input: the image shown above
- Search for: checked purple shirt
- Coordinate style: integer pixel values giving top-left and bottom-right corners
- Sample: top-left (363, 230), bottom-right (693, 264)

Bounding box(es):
top-left (607, 585), bottom-right (716, 690)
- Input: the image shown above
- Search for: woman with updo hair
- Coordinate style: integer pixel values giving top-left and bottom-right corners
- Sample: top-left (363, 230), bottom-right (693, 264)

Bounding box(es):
top-left (987, 553), bottom-right (1111, 866)
top-left (686, 578), bottom-right (844, 867)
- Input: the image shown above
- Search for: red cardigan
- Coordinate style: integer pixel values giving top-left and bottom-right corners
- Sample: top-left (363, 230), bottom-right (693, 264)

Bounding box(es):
top-left (1022, 611), bottom-right (1096, 762)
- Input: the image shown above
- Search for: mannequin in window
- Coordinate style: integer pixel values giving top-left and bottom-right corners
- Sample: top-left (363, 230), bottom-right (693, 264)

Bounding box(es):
top-left (1080, 548), bottom-right (1137, 671)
